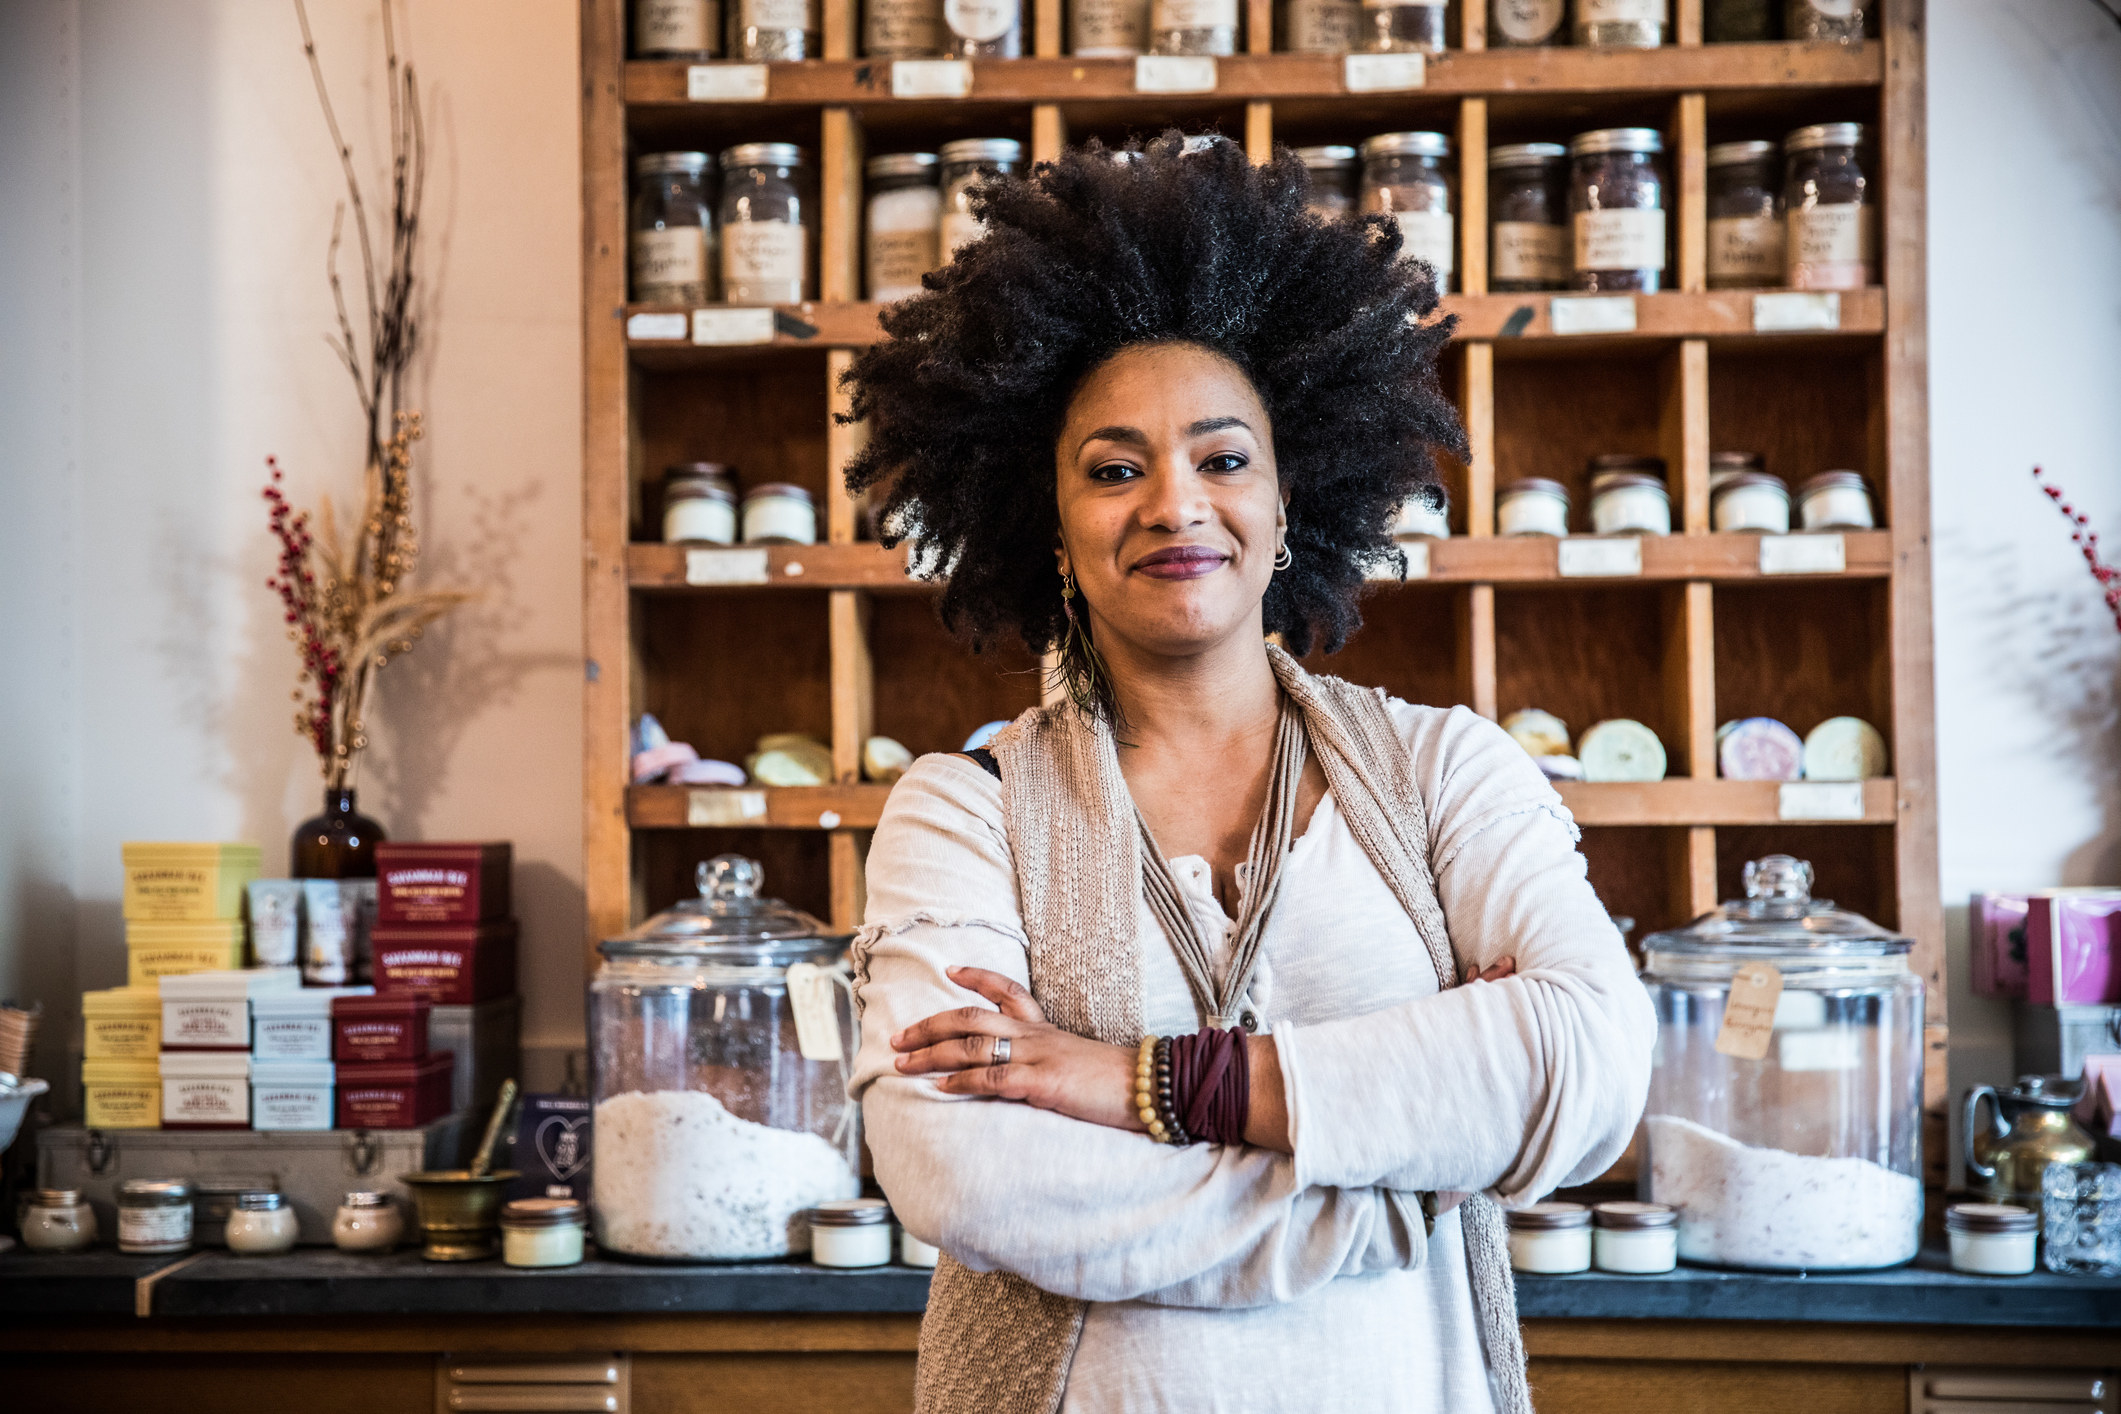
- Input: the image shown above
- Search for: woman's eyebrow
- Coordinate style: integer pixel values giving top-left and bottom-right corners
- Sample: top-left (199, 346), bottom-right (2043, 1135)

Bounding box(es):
top-left (1187, 416), bottom-right (1252, 437)
top-left (1078, 425), bottom-right (1148, 453)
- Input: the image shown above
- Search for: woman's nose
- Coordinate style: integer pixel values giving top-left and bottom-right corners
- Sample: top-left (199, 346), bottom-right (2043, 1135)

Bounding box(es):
top-left (1137, 461), bottom-right (1212, 532)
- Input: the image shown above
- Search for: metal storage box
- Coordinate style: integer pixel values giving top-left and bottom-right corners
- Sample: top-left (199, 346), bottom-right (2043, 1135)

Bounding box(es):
top-left (430, 994), bottom-right (519, 1117)
top-left (2014, 1000), bottom-right (2121, 1079)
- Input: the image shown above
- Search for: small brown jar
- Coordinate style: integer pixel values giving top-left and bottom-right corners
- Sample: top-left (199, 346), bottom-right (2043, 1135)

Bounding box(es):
top-left (1569, 128), bottom-right (1666, 293)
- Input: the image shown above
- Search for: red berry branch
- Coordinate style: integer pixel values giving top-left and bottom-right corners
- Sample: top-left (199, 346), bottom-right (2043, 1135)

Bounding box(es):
top-left (2033, 465), bottom-right (2121, 633)
top-left (263, 456), bottom-right (338, 761)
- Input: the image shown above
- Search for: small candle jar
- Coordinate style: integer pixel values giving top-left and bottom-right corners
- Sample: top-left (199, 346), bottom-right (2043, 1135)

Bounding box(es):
top-left (899, 1227), bottom-right (941, 1268)
top-left (1570, 128), bottom-right (1666, 293)
top-left (1281, 0), bottom-right (1359, 53)
top-left (1507, 1202), bottom-right (1592, 1273)
top-left (741, 483), bottom-right (817, 544)
top-left (117, 1178), bottom-right (194, 1256)
top-left (1783, 122), bottom-right (1873, 291)
top-left (1360, 0), bottom-right (1447, 55)
top-left (1589, 472), bottom-right (1671, 537)
top-left (502, 1198), bottom-right (588, 1268)
top-left (1711, 471), bottom-right (1792, 534)
top-left (1360, 132), bottom-right (1455, 294)
top-left (1796, 470), bottom-right (1876, 530)
top-left (1150, 0), bottom-right (1239, 54)
top-left (1295, 145), bottom-right (1359, 222)
top-left (1707, 140), bottom-right (1784, 291)
top-left (1490, 0), bottom-right (1565, 45)
top-left (1945, 1203), bottom-right (2037, 1277)
top-left (939, 138), bottom-right (1024, 265)
top-left (1489, 143), bottom-right (1569, 293)
top-left (719, 143), bottom-right (812, 305)
top-left (663, 464), bottom-right (740, 545)
top-left (1497, 478), bottom-right (1571, 537)
top-left (333, 1191), bottom-right (405, 1253)
top-left (20, 1189), bottom-right (98, 1253)
top-left (1575, 0), bottom-right (1665, 46)
top-left (810, 1198), bottom-right (895, 1268)
top-left (1592, 1201), bottom-right (1678, 1273)
top-left (867, 152), bottom-right (943, 303)
top-left (226, 1191), bottom-right (299, 1256)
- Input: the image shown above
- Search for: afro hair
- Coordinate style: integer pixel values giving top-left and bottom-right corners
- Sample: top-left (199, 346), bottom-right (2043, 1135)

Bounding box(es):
top-left (839, 130), bottom-right (1467, 661)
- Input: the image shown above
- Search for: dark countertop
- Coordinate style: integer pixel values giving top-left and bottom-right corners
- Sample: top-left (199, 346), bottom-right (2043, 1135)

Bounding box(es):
top-left (2, 1245), bottom-right (2114, 1326)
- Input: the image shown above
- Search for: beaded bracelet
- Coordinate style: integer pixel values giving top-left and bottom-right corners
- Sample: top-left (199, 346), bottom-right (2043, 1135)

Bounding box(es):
top-left (1134, 1035), bottom-right (1191, 1145)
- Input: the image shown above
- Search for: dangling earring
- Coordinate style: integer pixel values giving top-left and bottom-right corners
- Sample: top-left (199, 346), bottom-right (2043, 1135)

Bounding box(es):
top-left (1273, 541), bottom-right (1293, 571)
top-left (1053, 568), bottom-right (1115, 718)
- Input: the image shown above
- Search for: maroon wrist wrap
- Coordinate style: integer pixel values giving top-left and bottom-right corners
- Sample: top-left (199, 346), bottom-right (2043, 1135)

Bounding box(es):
top-left (1171, 1025), bottom-right (1251, 1146)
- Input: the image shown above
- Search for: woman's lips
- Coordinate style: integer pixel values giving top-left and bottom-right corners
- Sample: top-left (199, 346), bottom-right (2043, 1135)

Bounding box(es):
top-left (1131, 545), bottom-right (1230, 580)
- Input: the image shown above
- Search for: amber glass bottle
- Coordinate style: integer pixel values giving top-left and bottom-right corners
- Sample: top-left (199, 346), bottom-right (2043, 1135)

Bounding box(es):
top-left (292, 786), bottom-right (385, 878)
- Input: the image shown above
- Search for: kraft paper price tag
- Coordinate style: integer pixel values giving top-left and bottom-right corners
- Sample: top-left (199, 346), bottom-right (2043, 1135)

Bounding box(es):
top-left (1778, 781), bottom-right (1865, 821)
top-left (686, 788), bottom-right (768, 826)
top-left (625, 311), bottom-right (689, 341)
top-left (786, 962), bottom-right (848, 1062)
top-left (1135, 55), bottom-right (1217, 93)
top-left (1752, 290), bottom-right (1840, 332)
top-left (692, 307), bottom-right (777, 345)
top-left (1343, 52), bottom-right (1424, 92)
top-left (1549, 296), bottom-right (1637, 336)
top-left (892, 59), bottom-right (973, 98)
top-left (687, 63), bottom-right (769, 101)
top-left (684, 547), bottom-right (770, 586)
top-left (1558, 537), bottom-right (1643, 578)
top-left (1714, 961), bottom-right (1784, 1060)
top-left (1759, 532), bottom-right (1846, 575)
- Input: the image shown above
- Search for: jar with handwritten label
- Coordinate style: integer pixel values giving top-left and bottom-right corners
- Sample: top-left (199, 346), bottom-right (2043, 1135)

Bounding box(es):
top-left (1360, 132), bottom-right (1455, 294)
top-left (867, 153), bottom-right (942, 303)
top-left (1707, 140), bottom-right (1784, 290)
top-left (865, 0), bottom-right (945, 55)
top-left (631, 152), bottom-right (717, 306)
top-left (1569, 127), bottom-right (1665, 293)
top-left (1783, 123), bottom-right (1873, 290)
top-left (1151, 0), bottom-right (1239, 54)
top-left (730, 0), bottom-right (821, 58)
top-left (1296, 146), bottom-right (1359, 220)
top-left (1786, 0), bottom-right (1863, 44)
top-left (1074, 0), bottom-right (1151, 53)
top-left (1575, 0), bottom-right (1665, 46)
top-left (1489, 143), bottom-right (1568, 292)
top-left (663, 464), bottom-right (741, 545)
top-left (1361, 0), bottom-right (1447, 53)
top-left (945, 0), bottom-right (1022, 56)
top-left (1796, 470), bottom-right (1875, 530)
top-left (939, 139), bottom-right (1023, 264)
top-left (1490, 0), bottom-right (1564, 45)
top-left (636, 0), bottom-right (721, 57)
top-left (1283, 0), bottom-right (1360, 51)
top-left (719, 144), bottom-right (812, 305)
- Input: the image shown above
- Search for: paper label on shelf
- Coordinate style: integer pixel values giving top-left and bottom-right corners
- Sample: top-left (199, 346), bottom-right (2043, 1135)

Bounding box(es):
top-left (1343, 53), bottom-right (1426, 93)
top-left (626, 311), bottom-right (691, 341)
top-left (1493, 222), bottom-right (1568, 286)
top-left (1558, 537), bottom-right (1643, 578)
top-left (1708, 215), bottom-right (1785, 285)
top-left (686, 788), bottom-right (769, 827)
top-left (1134, 54), bottom-right (1218, 93)
top-left (1713, 961), bottom-right (1783, 1060)
top-left (1759, 532), bottom-right (1845, 575)
top-left (1777, 780), bottom-right (1865, 821)
top-left (1573, 208), bottom-right (1666, 274)
top-left (785, 961), bottom-right (849, 1062)
top-left (1579, 0), bottom-right (1662, 20)
top-left (640, 0), bottom-right (717, 51)
top-left (1549, 295), bottom-right (1637, 335)
top-left (1752, 290), bottom-right (1841, 332)
top-left (892, 59), bottom-right (974, 98)
top-left (1492, 0), bottom-right (1565, 40)
top-left (1400, 540), bottom-right (1430, 579)
top-left (691, 305), bottom-right (777, 345)
top-left (1393, 209), bottom-right (1454, 276)
top-left (687, 63), bottom-right (770, 101)
top-left (684, 547), bottom-right (771, 584)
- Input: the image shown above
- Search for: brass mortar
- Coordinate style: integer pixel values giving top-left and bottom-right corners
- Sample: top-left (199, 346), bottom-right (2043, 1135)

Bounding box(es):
top-left (399, 1170), bottom-right (520, 1261)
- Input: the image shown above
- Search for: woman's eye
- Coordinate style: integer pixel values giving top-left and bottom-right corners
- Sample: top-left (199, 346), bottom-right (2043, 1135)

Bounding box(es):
top-left (1089, 462), bottom-right (1140, 483)
top-left (1201, 453), bottom-right (1249, 475)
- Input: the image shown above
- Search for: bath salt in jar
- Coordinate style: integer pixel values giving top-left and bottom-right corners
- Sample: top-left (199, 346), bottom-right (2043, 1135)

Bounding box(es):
top-left (1296, 146), bottom-right (1360, 220)
top-left (1282, 0), bottom-right (1360, 52)
top-left (944, 0), bottom-right (1022, 56)
top-left (1150, 0), bottom-right (1239, 55)
top-left (1945, 1203), bottom-right (2038, 1277)
top-left (636, 0), bottom-right (721, 57)
top-left (1360, 0), bottom-right (1447, 54)
top-left (810, 1198), bottom-right (895, 1267)
top-left (1073, 0), bottom-right (1150, 53)
top-left (1490, 0), bottom-right (1565, 45)
top-left (1711, 470), bottom-right (1792, 534)
top-left (1489, 143), bottom-right (1569, 292)
top-left (1575, 0), bottom-right (1665, 46)
top-left (1497, 478), bottom-right (1571, 537)
top-left (731, 0), bottom-right (822, 59)
top-left (1507, 1202), bottom-right (1592, 1273)
top-left (1360, 132), bottom-right (1455, 294)
top-left (720, 143), bottom-right (812, 305)
top-left (1592, 1201), bottom-right (1679, 1273)
top-left (631, 152), bottom-right (717, 306)
top-left (866, 152), bottom-right (942, 303)
top-left (1570, 128), bottom-right (1665, 293)
top-left (1783, 123), bottom-right (1873, 291)
top-left (1787, 0), bottom-right (1863, 44)
top-left (1707, 140), bottom-right (1784, 291)
top-left (939, 139), bottom-right (1023, 264)
top-left (1796, 470), bottom-right (1875, 530)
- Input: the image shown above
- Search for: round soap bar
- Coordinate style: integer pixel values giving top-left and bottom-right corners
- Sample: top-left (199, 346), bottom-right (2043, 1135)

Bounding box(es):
top-left (1578, 719), bottom-right (1667, 783)
top-left (863, 735), bottom-right (914, 783)
top-left (1718, 717), bottom-right (1803, 781)
top-left (1536, 754), bottom-right (1584, 781)
top-left (669, 757), bottom-right (747, 787)
top-left (748, 735), bottom-right (832, 787)
top-left (1504, 708), bottom-right (1573, 758)
top-left (1803, 716), bottom-right (1888, 780)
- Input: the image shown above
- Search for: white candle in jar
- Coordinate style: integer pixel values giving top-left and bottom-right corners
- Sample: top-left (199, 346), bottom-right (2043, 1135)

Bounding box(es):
top-left (899, 1227), bottom-right (941, 1268)
top-left (1796, 471), bottom-right (1875, 530)
top-left (1591, 1200), bottom-right (1678, 1273)
top-left (501, 1198), bottom-right (588, 1268)
top-left (333, 1191), bottom-right (404, 1253)
top-left (1711, 471), bottom-right (1791, 534)
top-left (1945, 1203), bottom-right (2037, 1277)
top-left (1497, 479), bottom-right (1572, 537)
top-left (225, 1192), bottom-right (299, 1255)
top-left (810, 1198), bottom-right (894, 1268)
top-left (1506, 1201), bottom-right (1592, 1273)
top-left (1589, 473), bottom-right (1671, 536)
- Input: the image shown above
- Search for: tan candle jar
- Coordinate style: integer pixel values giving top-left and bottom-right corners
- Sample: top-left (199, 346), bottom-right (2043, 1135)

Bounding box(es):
top-left (21, 1189), bottom-right (97, 1252)
top-left (1711, 471), bottom-right (1792, 534)
top-left (1497, 477), bottom-right (1571, 537)
top-left (741, 483), bottom-right (818, 545)
top-left (1796, 470), bottom-right (1876, 530)
top-left (333, 1190), bottom-right (405, 1253)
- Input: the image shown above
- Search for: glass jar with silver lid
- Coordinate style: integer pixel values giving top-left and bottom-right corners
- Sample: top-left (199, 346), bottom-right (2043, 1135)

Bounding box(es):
top-left (631, 152), bottom-right (717, 306)
top-left (1073, 0), bottom-right (1151, 53)
top-left (636, 0), bottom-right (721, 58)
top-left (1796, 470), bottom-right (1876, 530)
top-left (1783, 122), bottom-right (1873, 291)
top-left (1707, 140), bottom-right (1783, 291)
top-left (1295, 146), bottom-right (1359, 221)
top-left (730, 0), bottom-right (821, 59)
top-left (1497, 478), bottom-right (1571, 537)
top-left (1569, 127), bottom-right (1665, 294)
top-left (1282, 0), bottom-right (1360, 52)
top-left (719, 143), bottom-right (812, 305)
top-left (944, 0), bottom-right (1022, 56)
top-left (664, 463), bottom-right (741, 545)
top-left (20, 1188), bottom-right (97, 1252)
top-left (1588, 454), bottom-right (1671, 536)
top-left (1786, 0), bottom-right (1864, 44)
top-left (117, 1178), bottom-right (194, 1255)
top-left (1490, 0), bottom-right (1565, 45)
top-left (1711, 470), bottom-right (1792, 534)
top-left (865, 0), bottom-right (945, 55)
top-left (1490, 142), bottom-right (1568, 292)
top-left (1359, 132), bottom-right (1455, 294)
top-left (1150, 0), bottom-right (1239, 55)
top-left (867, 152), bottom-right (942, 303)
top-left (1360, 0), bottom-right (1447, 54)
top-left (939, 138), bottom-right (1023, 265)
top-left (1575, 0), bottom-right (1666, 46)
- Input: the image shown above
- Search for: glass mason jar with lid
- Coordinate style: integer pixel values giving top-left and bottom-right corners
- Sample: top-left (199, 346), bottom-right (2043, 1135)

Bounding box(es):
top-left (1639, 855), bottom-right (1924, 1272)
top-left (944, 0), bottom-right (1022, 56)
top-left (1073, 0), bottom-right (1151, 53)
top-left (1489, 142), bottom-right (1568, 292)
top-left (1359, 132), bottom-right (1455, 294)
top-left (590, 855), bottom-right (862, 1260)
top-left (1151, 0), bottom-right (1239, 54)
top-left (939, 138), bottom-right (1023, 265)
top-left (631, 152), bottom-right (717, 306)
top-left (865, 0), bottom-right (945, 55)
top-left (866, 152), bottom-right (942, 303)
top-left (1706, 140), bottom-right (1784, 291)
top-left (1281, 0), bottom-right (1360, 51)
top-left (1569, 127), bottom-right (1665, 293)
top-left (719, 143), bottom-right (812, 305)
top-left (1575, 0), bottom-right (1666, 45)
top-left (1294, 145), bottom-right (1359, 221)
top-left (1783, 122), bottom-right (1873, 291)
top-left (1489, 0), bottom-right (1564, 45)
top-left (636, 0), bottom-right (721, 57)
top-left (1360, 0), bottom-right (1447, 54)
top-left (730, 0), bottom-right (822, 58)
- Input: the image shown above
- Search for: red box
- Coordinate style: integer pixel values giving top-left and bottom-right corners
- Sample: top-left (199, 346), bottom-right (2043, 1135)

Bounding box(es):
top-left (335, 1051), bottom-right (456, 1129)
top-left (375, 842), bottom-right (512, 924)
top-left (332, 993), bottom-right (431, 1062)
top-left (371, 919), bottom-right (518, 1004)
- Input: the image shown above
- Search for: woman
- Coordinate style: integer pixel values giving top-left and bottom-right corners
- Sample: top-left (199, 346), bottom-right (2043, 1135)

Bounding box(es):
top-left (843, 134), bottom-right (1655, 1414)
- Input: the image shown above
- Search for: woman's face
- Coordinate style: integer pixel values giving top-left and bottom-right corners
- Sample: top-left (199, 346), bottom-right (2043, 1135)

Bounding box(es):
top-left (1053, 342), bottom-right (1283, 663)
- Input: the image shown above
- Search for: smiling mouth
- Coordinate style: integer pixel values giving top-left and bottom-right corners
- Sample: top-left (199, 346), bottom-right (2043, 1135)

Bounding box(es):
top-left (1131, 545), bottom-right (1230, 580)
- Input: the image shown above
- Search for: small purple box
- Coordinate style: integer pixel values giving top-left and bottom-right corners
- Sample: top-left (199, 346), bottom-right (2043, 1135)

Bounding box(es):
top-left (2027, 891), bottom-right (2121, 1006)
top-left (1970, 892), bottom-right (2030, 999)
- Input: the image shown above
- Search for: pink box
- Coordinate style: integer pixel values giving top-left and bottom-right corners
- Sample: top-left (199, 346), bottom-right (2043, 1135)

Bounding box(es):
top-left (2027, 891), bottom-right (2121, 1006)
top-left (1970, 893), bottom-right (2031, 999)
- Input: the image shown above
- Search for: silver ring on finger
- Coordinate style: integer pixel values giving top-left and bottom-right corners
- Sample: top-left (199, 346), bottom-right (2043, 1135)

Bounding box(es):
top-left (990, 1036), bottom-right (1011, 1067)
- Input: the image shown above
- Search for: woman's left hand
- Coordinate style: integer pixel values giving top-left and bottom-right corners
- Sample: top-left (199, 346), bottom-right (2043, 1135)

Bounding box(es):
top-left (892, 966), bottom-right (1145, 1133)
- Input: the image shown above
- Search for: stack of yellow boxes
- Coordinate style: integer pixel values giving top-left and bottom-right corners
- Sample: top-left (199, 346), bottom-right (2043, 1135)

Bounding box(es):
top-left (81, 842), bottom-right (260, 1128)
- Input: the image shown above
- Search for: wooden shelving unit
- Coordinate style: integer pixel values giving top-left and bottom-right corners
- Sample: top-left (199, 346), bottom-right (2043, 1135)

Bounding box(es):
top-left (582, 0), bottom-right (1939, 1155)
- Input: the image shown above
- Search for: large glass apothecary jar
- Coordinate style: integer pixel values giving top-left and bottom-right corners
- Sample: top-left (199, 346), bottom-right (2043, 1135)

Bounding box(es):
top-left (1360, 131), bottom-right (1455, 294)
top-left (590, 855), bottom-right (861, 1260)
top-left (631, 152), bottom-right (717, 306)
top-left (1639, 855), bottom-right (1924, 1272)
top-left (1282, 0), bottom-right (1360, 52)
top-left (719, 143), bottom-right (812, 305)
